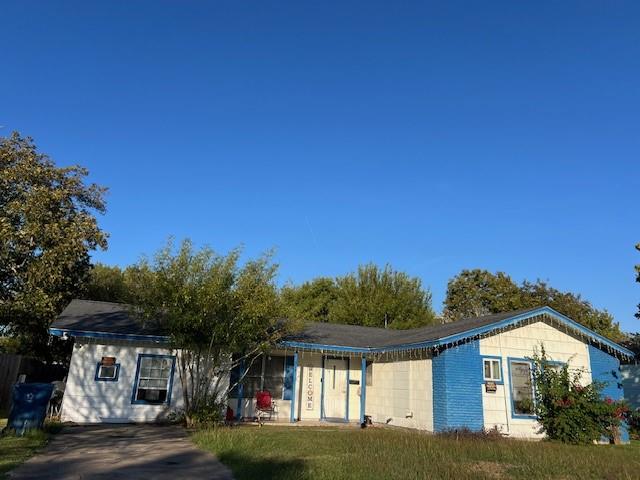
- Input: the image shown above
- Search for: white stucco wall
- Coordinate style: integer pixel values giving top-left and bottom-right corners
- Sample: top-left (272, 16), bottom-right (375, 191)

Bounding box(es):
top-left (479, 321), bottom-right (592, 438)
top-left (62, 339), bottom-right (186, 423)
top-left (365, 356), bottom-right (433, 430)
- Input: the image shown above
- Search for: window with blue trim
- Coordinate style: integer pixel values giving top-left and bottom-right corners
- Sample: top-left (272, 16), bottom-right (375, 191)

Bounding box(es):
top-left (132, 355), bottom-right (175, 405)
top-left (230, 354), bottom-right (294, 400)
top-left (510, 360), bottom-right (535, 415)
top-left (483, 358), bottom-right (501, 382)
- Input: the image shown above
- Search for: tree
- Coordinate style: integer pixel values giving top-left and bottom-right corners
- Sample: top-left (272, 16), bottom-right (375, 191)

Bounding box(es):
top-left (281, 277), bottom-right (338, 323)
top-left (442, 269), bottom-right (522, 322)
top-left (0, 132), bottom-right (107, 360)
top-left (443, 269), bottom-right (623, 341)
top-left (82, 263), bottom-right (131, 303)
top-left (128, 239), bottom-right (287, 426)
top-left (330, 264), bottom-right (437, 329)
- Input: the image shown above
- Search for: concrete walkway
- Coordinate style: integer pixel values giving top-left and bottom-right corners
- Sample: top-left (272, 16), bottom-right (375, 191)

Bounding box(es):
top-left (8, 424), bottom-right (234, 479)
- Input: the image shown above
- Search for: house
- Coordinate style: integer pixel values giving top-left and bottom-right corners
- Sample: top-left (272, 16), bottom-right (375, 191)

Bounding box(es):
top-left (50, 299), bottom-right (634, 440)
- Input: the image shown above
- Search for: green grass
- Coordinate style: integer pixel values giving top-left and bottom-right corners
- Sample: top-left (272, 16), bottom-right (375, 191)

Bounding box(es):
top-left (0, 419), bottom-right (53, 479)
top-left (192, 426), bottom-right (640, 480)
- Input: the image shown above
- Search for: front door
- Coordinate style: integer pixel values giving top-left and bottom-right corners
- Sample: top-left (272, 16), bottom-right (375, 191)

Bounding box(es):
top-left (323, 358), bottom-right (348, 420)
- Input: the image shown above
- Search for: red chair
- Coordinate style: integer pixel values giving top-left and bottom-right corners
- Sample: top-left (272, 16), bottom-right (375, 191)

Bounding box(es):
top-left (255, 390), bottom-right (276, 425)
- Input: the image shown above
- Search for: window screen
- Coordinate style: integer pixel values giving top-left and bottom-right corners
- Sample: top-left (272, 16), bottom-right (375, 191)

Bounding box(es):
top-left (263, 356), bottom-right (285, 395)
top-left (365, 361), bottom-right (373, 386)
top-left (134, 356), bottom-right (174, 404)
top-left (241, 357), bottom-right (263, 398)
top-left (510, 361), bottom-right (534, 415)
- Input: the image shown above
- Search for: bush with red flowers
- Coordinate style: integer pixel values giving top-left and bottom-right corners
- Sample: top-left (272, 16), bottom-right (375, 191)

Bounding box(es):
top-left (530, 348), bottom-right (627, 445)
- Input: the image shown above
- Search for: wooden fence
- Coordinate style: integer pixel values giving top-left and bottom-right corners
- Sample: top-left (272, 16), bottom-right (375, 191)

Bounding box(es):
top-left (0, 354), bottom-right (67, 414)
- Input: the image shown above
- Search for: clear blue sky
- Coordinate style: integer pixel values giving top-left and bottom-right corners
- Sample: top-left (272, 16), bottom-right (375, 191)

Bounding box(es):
top-left (2, 1), bottom-right (639, 331)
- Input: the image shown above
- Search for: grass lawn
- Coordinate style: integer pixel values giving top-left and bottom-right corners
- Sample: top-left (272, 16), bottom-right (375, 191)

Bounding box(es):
top-left (192, 426), bottom-right (640, 480)
top-left (0, 419), bottom-right (51, 479)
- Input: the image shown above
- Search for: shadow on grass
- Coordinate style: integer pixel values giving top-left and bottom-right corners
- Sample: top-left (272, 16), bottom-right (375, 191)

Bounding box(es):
top-left (217, 451), bottom-right (306, 480)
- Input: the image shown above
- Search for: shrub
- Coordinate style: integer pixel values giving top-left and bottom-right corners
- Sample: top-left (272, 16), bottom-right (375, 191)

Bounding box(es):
top-left (626, 409), bottom-right (640, 440)
top-left (530, 349), bottom-right (625, 445)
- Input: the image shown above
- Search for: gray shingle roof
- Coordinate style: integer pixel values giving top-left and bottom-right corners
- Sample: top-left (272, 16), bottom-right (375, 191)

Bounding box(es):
top-left (52, 300), bottom-right (539, 347)
top-left (285, 308), bottom-right (541, 349)
top-left (51, 299), bottom-right (166, 337)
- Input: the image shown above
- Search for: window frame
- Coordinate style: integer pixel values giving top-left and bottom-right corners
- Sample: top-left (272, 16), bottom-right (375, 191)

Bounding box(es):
top-left (229, 354), bottom-right (294, 400)
top-left (507, 357), bottom-right (536, 419)
top-left (131, 354), bottom-right (176, 406)
top-left (95, 361), bottom-right (120, 382)
top-left (482, 357), bottom-right (503, 383)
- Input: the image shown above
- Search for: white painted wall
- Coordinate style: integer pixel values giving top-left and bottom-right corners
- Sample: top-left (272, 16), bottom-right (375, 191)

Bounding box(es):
top-left (62, 339), bottom-right (186, 423)
top-left (479, 321), bottom-right (592, 438)
top-left (365, 356), bottom-right (433, 430)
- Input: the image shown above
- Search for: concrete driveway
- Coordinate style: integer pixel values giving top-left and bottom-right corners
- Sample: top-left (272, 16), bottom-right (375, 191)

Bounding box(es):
top-left (8, 424), bottom-right (233, 479)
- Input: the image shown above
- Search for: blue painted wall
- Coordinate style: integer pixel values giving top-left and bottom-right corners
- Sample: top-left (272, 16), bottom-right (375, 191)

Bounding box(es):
top-left (588, 344), bottom-right (629, 443)
top-left (432, 340), bottom-right (484, 432)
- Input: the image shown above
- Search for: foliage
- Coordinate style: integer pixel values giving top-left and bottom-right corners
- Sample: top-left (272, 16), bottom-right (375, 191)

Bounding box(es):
top-left (0, 132), bottom-right (107, 361)
top-left (442, 269), bottom-right (522, 321)
top-left (444, 269), bottom-right (623, 340)
top-left (620, 333), bottom-right (640, 358)
top-left (282, 264), bottom-right (437, 329)
top-left (331, 264), bottom-right (437, 329)
top-left (82, 263), bottom-right (131, 303)
top-left (626, 409), bottom-right (640, 440)
top-left (128, 238), bottom-right (287, 426)
top-left (281, 278), bottom-right (337, 323)
top-left (530, 349), bottom-right (625, 445)
top-left (192, 426), bottom-right (640, 480)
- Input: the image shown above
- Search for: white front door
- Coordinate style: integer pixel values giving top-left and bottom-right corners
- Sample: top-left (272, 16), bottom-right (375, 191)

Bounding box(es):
top-left (323, 358), bottom-right (348, 419)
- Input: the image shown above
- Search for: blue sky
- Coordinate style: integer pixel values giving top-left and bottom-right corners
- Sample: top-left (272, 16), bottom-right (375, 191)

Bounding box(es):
top-left (2, 1), bottom-right (639, 331)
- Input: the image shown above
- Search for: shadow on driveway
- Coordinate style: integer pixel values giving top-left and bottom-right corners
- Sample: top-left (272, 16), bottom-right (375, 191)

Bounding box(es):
top-left (8, 424), bottom-right (233, 479)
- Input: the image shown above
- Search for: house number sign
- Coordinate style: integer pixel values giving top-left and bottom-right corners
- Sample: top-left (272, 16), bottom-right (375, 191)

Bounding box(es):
top-left (306, 367), bottom-right (314, 410)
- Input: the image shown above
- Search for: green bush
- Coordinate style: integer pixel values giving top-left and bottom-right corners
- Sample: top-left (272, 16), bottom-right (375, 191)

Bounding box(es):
top-left (530, 350), bottom-right (625, 445)
top-left (626, 409), bottom-right (640, 440)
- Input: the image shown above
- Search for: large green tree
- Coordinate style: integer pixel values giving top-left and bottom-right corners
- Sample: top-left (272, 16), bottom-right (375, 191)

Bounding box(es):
top-left (82, 263), bottom-right (131, 303)
top-left (0, 132), bottom-right (107, 360)
top-left (128, 239), bottom-right (287, 425)
top-left (281, 277), bottom-right (338, 323)
top-left (283, 264), bottom-right (437, 329)
top-left (444, 269), bottom-right (623, 341)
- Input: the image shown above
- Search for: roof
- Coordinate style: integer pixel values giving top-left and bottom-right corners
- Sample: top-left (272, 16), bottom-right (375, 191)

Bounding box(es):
top-left (286, 309), bottom-right (539, 349)
top-left (50, 299), bottom-right (168, 342)
top-left (50, 300), bottom-right (634, 358)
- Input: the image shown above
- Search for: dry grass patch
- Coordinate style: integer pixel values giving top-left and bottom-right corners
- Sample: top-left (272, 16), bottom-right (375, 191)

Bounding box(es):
top-left (192, 425), bottom-right (640, 480)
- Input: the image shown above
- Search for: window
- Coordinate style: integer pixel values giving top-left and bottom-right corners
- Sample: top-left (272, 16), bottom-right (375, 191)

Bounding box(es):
top-left (483, 358), bottom-right (501, 382)
top-left (132, 354), bottom-right (175, 405)
top-left (510, 360), bottom-right (535, 416)
top-left (242, 357), bottom-right (264, 398)
top-left (95, 357), bottom-right (119, 382)
top-left (365, 361), bottom-right (373, 387)
top-left (263, 356), bottom-right (285, 395)
top-left (230, 354), bottom-right (294, 400)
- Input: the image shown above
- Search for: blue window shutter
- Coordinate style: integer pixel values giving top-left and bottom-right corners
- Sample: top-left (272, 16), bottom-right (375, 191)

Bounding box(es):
top-left (283, 356), bottom-right (295, 400)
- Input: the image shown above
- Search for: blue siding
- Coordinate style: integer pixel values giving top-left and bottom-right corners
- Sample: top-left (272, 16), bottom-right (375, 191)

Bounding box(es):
top-left (589, 344), bottom-right (629, 443)
top-left (432, 340), bottom-right (484, 432)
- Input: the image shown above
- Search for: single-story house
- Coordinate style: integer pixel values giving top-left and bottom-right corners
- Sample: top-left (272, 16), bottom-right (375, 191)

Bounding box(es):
top-left (50, 299), bottom-right (634, 440)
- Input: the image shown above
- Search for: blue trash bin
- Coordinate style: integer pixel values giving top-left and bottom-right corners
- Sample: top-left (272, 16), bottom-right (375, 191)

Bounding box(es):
top-left (7, 383), bottom-right (54, 435)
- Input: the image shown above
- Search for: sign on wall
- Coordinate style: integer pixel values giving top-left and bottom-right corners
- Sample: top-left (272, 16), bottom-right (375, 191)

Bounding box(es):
top-left (306, 367), bottom-right (314, 410)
